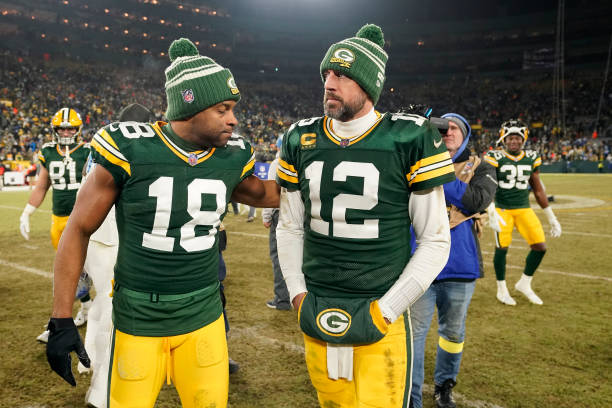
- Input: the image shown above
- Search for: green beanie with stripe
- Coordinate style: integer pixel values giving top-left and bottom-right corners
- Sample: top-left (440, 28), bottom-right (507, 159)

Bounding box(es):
top-left (320, 24), bottom-right (388, 105)
top-left (165, 38), bottom-right (240, 121)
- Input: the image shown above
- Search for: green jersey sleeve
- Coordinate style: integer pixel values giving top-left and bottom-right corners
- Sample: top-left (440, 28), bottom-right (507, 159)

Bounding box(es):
top-left (90, 123), bottom-right (133, 188)
top-left (276, 121), bottom-right (303, 190)
top-left (395, 115), bottom-right (455, 191)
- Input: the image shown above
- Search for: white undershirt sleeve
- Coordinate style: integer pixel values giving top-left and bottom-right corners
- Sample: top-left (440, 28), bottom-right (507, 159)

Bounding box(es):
top-left (378, 186), bottom-right (451, 322)
top-left (275, 188), bottom-right (307, 302)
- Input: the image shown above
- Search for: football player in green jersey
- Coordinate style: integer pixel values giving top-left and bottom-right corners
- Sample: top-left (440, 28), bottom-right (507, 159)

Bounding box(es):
top-left (19, 107), bottom-right (93, 342)
top-left (46, 39), bottom-right (279, 408)
top-left (484, 120), bottom-right (562, 306)
top-left (276, 24), bottom-right (454, 408)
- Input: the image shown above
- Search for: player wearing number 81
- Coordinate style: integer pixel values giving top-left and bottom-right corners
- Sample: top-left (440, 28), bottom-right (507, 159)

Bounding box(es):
top-left (19, 107), bottom-right (93, 342)
top-left (276, 24), bottom-right (455, 407)
top-left (46, 38), bottom-right (279, 408)
top-left (484, 119), bottom-right (562, 306)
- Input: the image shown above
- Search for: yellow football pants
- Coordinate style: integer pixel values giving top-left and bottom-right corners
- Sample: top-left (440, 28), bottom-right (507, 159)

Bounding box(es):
top-left (495, 207), bottom-right (545, 248)
top-left (50, 214), bottom-right (69, 250)
top-left (108, 314), bottom-right (228, 408)
top-left (303, 314), bottom-right (411, 408)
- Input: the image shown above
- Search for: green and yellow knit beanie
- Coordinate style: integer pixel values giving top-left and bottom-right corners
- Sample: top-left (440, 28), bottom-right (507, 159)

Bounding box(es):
top-left (164, 38), bottom-right (240, 121)
top-left (320, 24), bottom-right (388, 105)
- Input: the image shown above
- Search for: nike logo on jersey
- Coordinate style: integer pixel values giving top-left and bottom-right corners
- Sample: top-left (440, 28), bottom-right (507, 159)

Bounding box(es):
top-left (434, 138), bottom-right (443, 148)
top-left (109, 123), bottom-right (120, 132)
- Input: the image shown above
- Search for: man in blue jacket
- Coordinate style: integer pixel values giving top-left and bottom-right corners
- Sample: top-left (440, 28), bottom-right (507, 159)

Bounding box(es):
top-left (409, 113), bottom-right (498, 408)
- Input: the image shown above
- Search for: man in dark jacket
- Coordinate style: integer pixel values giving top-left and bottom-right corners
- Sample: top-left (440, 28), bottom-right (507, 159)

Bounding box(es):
top-left (409, 113), bottom-right (498, 408)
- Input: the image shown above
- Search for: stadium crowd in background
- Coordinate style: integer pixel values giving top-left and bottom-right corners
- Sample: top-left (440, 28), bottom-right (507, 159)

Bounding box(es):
top-left (2, 50), bottom-right (611, 171)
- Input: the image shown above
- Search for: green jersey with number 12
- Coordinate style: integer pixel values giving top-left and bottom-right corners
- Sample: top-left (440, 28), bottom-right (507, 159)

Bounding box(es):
top-left (277, 112), bottom-right (455, 298)
top-left (38, 142), bottom-right (90, 216)
top-left (484, 148), bottom-right (542, 209)
top-left (91, 121), bottom-right (254, 336)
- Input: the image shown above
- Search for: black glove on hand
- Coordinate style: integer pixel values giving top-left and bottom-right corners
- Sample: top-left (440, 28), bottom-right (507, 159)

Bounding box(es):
top-left (46, 317), bottom-right (90, 386)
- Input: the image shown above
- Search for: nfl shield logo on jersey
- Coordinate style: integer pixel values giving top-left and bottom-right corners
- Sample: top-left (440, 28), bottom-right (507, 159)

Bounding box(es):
top-left (182, 89), bottom-right (195, 103)
top-left (188, 153), bottom-right (198, 166)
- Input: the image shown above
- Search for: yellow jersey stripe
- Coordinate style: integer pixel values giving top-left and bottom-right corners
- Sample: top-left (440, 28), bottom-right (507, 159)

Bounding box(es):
top-left (91, 139), bottom-right (131, 176)
top-left (277, 168), bottom-right (298, 184)
top-left (279, 159), bottom-right (296, 174)
top-left (483, 156), bottom-right (498, 167)
top-left (38, 153), bottom-right (45, 163)
top-left (99, 129), bottom-right (120, 151)
top-left (409, 164), bottom-right (454, 186)
top-left (438, 336), bottom-right (464, 354)
top-left (241, 159), bottom-right (255, 178)
top-left (408, 152), bottom-right (452, 179)
top-left (534, 157), bottom-right (542, 168)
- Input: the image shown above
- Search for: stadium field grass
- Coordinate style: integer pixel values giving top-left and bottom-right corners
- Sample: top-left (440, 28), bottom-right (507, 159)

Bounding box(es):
top-left (0, 173), bottom-right (611, 408)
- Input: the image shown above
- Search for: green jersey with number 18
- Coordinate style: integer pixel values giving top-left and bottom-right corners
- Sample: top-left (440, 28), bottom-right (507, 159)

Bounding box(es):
top-left (37, 142), bottom-right (90, 216)
top-left (484, 149), bottom-right (542, 209)
top-left (91, 121), bottom-right (254, 336)
top-left (277, 112), bottom-right (455, 298)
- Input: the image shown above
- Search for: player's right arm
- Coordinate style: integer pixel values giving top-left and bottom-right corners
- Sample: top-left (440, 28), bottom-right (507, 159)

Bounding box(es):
top-left (19, 165), bottom-right (51, 240)
top-left (51, 165), bottom-right (118, 318)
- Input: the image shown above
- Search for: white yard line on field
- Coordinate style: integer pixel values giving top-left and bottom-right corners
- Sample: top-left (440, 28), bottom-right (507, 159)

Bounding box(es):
top-left (0, 258), bottom-right (52, 279)
top-left (481, 251), bottom-right (612, 282)
top-left (229, 231), bottom-right (269, 239)
top-left (0, 204), bottom-right (51, 213)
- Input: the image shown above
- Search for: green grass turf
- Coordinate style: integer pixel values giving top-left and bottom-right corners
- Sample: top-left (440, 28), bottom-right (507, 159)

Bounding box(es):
top-left (0, 173), bottom-right (610, 407)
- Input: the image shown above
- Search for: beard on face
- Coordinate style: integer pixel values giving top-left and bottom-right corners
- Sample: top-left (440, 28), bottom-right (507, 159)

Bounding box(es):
top-left (323, 91), bottom-right (367, 122)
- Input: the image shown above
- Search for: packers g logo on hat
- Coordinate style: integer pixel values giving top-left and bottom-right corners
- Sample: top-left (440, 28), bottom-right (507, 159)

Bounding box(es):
top-left (227, 76), bottom-right (239, 95)
top-left (316, 308), bottom-right (351, 337)
top-left (329, 48), bottom-right (355, 68)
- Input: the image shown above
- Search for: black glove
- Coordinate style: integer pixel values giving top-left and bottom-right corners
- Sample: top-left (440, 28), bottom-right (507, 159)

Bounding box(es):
top-left (46, 317), bottom-right (90, 386)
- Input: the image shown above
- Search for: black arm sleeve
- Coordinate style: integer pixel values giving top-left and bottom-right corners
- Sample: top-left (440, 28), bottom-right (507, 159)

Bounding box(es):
top-left (461, 161), bottom-right (498, 214)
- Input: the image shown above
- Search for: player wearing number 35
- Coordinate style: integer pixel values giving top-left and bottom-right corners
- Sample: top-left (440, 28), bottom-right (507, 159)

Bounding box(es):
top-left (484, 120), bottom-right (562, 306)
top-left (276, 24), bottom-right (455, 407)
top-left (46, 38), bottom-right (279, 408)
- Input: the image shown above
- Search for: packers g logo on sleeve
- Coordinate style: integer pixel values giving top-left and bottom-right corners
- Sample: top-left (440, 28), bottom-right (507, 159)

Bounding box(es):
top-left (329, 48), bottom-right (355, 68)
top-left (316, 308), bottom-right (351, 337)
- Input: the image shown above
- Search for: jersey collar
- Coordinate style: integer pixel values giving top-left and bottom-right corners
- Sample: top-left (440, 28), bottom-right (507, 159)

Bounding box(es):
top-left (55, 142), bottom-right (84, 156)
top-left (323, 110), bottom-right (384, 147)
top-left (151, 121), bottom-right (215, 165)
top-left (502, 149), bottom-right (525, 162)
